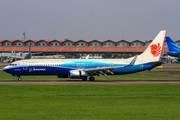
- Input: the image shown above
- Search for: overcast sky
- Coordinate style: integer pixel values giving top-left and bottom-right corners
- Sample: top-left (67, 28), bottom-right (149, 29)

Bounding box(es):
top-left (0, 0), bottom-right (180, 41)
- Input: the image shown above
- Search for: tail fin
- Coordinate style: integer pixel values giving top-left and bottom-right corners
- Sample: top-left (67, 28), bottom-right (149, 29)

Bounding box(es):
top-left (29, 41), bottom-right (31, 53)
top-left (85, 54), bottom-right (89, 59)
top-left (24, 42), bottom-right (32, 59)
top-left (24, 53), bottom-right (32, 59)
top-left (166, 36), bottom-right (180, 52)
top-left (137, 30), bottom-right (167, 63)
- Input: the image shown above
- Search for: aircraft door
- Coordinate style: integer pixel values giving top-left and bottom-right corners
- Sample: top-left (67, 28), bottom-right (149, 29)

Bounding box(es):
top-left (23, 61), bottom-right (28, 70)
top-left (81, 63), bottom-right (84, 69)
top-left (140, 61), bottom-right (143, 70)
top-left (77, 63), bottom-right (80, 69)
top-left (110, 63), bottom-right (114, 67)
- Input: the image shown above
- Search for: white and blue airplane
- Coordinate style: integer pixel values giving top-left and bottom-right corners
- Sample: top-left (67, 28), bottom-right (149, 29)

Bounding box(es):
top-left (3, 30), bottom-right (167, 81)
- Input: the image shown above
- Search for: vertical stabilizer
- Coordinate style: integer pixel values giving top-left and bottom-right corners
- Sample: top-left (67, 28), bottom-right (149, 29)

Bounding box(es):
top-left (29, 41), bottom-right (31, 53)
top-left (166, 36), bottom-right (180, 52)
top-left (24, 42), bottom-right (32, 59)
top-left (137, 30), bottom-right (167, 63)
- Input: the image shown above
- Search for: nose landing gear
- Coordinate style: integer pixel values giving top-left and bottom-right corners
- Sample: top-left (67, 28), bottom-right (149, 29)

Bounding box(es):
top-left (18, 77), bottom-right (21, 81)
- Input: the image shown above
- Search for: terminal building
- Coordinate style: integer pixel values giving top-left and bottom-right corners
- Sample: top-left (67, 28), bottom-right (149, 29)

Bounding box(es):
top-left (0, 38), bottom-right (174, 58)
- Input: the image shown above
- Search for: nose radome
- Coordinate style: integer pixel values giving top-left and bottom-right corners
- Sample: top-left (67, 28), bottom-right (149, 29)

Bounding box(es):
top-left (3, 67), bottom-right (7, 72)
top-left (3, 67), bottom-right (9, 73)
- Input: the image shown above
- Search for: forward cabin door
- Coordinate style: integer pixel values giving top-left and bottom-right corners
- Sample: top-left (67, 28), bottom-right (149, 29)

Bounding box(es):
top-left (23, 61), bottom-right (28, 70)
top-left (140, 61), bottom-right (143, 70)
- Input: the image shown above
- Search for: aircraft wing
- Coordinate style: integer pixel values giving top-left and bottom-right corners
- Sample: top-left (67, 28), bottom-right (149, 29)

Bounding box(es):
top-left (83, 55), bottom-right (138, 76)
top-left (83, 66), bottom-right (122, 75)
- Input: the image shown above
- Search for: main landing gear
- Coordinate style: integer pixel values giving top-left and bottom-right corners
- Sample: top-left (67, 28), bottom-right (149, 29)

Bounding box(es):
top-left (81, 77), bottom-right (95, 81)
top-left (89, 77), bottom-right (95, 81)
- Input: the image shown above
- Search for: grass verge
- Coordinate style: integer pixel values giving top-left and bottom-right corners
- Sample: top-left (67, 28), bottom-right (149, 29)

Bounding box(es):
top-left (142, 71), bottom-right (180, 76)
top-left (0, 85), bottom-right (180, 120)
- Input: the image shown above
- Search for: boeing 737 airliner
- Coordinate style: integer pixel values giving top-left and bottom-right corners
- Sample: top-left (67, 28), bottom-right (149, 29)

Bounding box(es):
top-left (3, 30), bottom-right (167, 81)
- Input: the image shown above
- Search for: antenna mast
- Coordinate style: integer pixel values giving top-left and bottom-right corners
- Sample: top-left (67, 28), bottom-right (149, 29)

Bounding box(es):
top-left (22, 31), bottom-right (26, 55)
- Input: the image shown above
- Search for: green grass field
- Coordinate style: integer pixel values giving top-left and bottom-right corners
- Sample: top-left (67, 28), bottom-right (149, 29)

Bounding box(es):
top-left (0, 85), bottom-right (180, 120)
top-left (142, 71), bottom-right (180, 76)
top-left (0, 71), bottom-right (179, 80)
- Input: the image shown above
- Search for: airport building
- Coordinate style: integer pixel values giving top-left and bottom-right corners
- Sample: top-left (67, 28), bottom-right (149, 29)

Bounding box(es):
top-left (0, 39), bottom-right (172, 58)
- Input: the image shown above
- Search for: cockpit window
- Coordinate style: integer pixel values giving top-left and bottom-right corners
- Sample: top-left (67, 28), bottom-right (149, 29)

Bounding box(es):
top-left (10, 64), bottom-right (17, 66)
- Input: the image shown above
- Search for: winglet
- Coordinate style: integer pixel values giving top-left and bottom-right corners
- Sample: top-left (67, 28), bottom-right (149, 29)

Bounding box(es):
top-left (127, 55), bottom-right (138, 66)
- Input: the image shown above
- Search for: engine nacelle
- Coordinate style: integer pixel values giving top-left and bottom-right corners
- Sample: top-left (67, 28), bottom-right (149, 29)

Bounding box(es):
top-left (68, 70), bottom-right (88, 79)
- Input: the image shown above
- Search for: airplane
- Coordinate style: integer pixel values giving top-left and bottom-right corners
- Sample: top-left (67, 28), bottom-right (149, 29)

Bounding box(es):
top-left (165, 36), bottom-right (180, 58)
top-left (0, 43), bottom-right (41, 62)
top-left (3, 30), bottom-right (167, 81)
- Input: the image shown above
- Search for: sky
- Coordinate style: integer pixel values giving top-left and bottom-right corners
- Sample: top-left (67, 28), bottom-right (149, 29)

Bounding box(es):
top-left (0, 0), bottom-right (180, 41)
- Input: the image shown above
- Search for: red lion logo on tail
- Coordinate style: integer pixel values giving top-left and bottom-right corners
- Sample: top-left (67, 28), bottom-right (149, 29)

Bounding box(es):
top-left (150, 43), bottom-right (161, 57)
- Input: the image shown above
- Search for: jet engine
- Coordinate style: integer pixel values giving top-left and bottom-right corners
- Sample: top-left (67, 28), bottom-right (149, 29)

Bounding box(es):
top-left (68, 70), bottom-right (88, 79)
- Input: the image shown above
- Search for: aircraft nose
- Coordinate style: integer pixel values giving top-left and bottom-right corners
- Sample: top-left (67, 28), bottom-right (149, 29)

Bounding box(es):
top-left (3, 67), bottom-right (7, 72)
top-left (3, 67), bottom-right (10, 73)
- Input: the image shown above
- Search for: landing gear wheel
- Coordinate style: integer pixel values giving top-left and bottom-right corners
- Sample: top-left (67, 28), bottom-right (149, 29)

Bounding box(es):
top-left (89, 77), bottom-right (95, 81)
top-left (18, 77), bottom-right (21, 81)
top-left (82, 78), bottom-right (87, 81)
